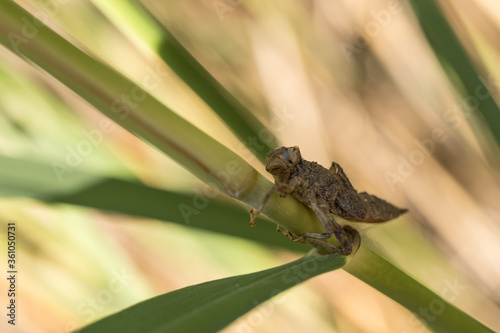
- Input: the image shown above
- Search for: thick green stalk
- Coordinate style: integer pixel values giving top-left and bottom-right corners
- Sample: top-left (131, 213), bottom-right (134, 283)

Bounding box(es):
top-left (91, 0), bottom-right (277, 161)
top-left (0, 1), bottom-right (326, 241)
top-left (345, 244), bottom-right (493, 333)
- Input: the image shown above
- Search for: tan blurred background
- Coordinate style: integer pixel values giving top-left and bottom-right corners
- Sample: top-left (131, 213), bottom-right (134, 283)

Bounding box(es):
top-left (1, 0), bottom-right (500, 332)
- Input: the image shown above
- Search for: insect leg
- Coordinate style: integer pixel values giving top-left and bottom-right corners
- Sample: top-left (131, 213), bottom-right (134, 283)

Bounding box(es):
top-left (250, 184), bottom-right (278, 226)
top-left (301, 225), bottom-right (360, 255)
top-left (250, 177), bottom-right (303, 226)
top-left (294, 194), bottom-right (353, 255)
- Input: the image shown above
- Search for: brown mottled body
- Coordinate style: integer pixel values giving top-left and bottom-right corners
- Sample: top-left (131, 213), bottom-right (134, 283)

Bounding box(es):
top-left (250, 146), bottom-right (407, 255)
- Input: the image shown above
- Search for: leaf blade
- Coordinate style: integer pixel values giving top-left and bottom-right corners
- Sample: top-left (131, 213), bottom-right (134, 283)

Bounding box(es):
top-left (77, 253), bottom-right (347, 333)
top-left (92, 0), bottom-right (277, 161)
top-left (0, 155), bottom-right (306, 252)
top-left (0, 2), bottom-right (330, 245)
top-left (344, 244), bottom-right (494, 333)
top-left (409, 0), bottom-right (500, 151)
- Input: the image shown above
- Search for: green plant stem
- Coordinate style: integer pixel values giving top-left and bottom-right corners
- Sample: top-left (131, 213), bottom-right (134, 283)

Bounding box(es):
top-left (91, 0), bottom-right (276, 161)
top-left (0, 155), bottom-right (306, 252)
top-left (344, 244), bottom-right (494, 333)
top-left (1, 4), bottom-right (493, 332)
top-left (1, 157), bottom-right (492, 332)
top-left (0, 1), bottom-right (327, 244)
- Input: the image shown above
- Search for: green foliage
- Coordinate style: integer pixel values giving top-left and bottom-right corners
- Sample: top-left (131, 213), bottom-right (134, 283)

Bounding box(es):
top-left (78, 253), bottom-right (347, 333)
top-left (0, 155), bottom-right (305, 252)
top-left (91, 0), bottom-right (276, 160)
top-left (0, 1), bottom-right (495, 333)
top-left (345, 246), bottom-right (493, 333)
top-left (410, 0), bottom-right (500, 150)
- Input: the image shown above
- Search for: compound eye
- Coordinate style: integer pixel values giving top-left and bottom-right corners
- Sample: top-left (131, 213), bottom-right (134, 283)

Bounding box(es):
top-left (284, 149), bottom-right (290, 163)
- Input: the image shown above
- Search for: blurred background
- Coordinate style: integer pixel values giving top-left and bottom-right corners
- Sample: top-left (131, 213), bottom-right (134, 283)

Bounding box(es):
top-left (1, 0), bottom-right (500, 332)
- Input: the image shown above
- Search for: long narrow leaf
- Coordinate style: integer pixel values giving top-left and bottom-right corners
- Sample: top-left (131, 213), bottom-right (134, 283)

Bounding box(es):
top-left (410, 0), bottom-right (500, 149)
top-left (0, 155), bottom-right (305, 252)
top-left (0, 4), bottom-right (492, 332)
top-left (0, 2), bottom-right (331, 247)
top-left (344, 245), bottom-right (494, 333)
top-left (0, 155), bottom-right (492, 331)
top-left (91, 0), bottom-right (276, 161)
top-left (77, 253), bottom-right (348, 333)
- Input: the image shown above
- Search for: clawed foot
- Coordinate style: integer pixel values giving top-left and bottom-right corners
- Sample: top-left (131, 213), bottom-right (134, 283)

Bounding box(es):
top-left (276, 225), bottom-right (361, 256)
top-left (249, 207), bottom-right (257, 227)
top-left (249, 183), bottom-right (293, 227)
top-left (343, 225), bottom-right (361, 254)
top-left (276, 226), bottom-right (312, 244)
top-left (276, 225), bottom-right (299, 240)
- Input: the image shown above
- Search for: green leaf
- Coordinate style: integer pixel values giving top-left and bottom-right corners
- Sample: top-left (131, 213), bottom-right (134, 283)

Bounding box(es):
top-left (409, 0), bottom-right (500, 150)
top-left (91, 0), bottom-right (277, 161)
top-left (77, 253), bottom-right (347, 333)
top-left (0, 155), bottom-right (492, 332)
top-left (1, 5), bottom-right (493, 333)
top-left (344, 245), bottom-right (494, 333)
top-left (0, 155), bottom-right (306, 252)
top-left (0, 1), bottom-right (335, 251)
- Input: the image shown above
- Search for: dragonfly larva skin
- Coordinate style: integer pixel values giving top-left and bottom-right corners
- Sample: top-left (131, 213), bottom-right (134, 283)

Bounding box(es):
top-left (252, 146), bottom-right (407, 255)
